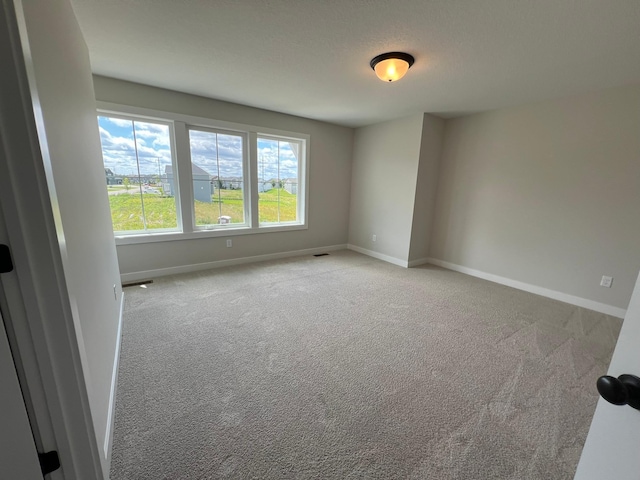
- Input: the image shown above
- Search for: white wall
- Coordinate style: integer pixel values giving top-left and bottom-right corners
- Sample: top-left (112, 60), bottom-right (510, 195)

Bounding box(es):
top-left (92, 76), bottom-right (354, 277)
top-left (19, 0), bottom-right (122, 475)
top-left (408, 114), bottom-right (445, 263)
top-left (430, 84), bottom-right (640, 310)
top-left (348, 113), bottom-right (425, 264)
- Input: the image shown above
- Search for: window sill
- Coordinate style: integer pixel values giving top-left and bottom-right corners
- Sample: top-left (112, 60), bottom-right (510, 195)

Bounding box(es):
top-left (114, 223), bottom-right (307, 246)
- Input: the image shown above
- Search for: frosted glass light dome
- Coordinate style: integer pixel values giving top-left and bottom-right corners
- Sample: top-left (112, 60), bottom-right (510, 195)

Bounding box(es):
top-left (370, 52), bottom-right (415, 82)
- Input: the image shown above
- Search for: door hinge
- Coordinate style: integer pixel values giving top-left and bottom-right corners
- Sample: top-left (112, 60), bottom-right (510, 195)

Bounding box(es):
top-left (0, 244), bottom-right (13, 273)
top-left (38, 450), bottom-right (60, 476)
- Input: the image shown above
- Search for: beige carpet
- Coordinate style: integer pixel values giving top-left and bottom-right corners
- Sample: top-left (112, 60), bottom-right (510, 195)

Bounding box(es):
top-left (111, 250), bottom-right (621, 479)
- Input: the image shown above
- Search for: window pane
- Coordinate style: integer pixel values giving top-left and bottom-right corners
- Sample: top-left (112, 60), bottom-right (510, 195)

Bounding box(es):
top-left (257, 137), bottom-right (299, 224)
top-left (98, 116), bottom-right (177, 233)
top-left (189, 130), bottom-right (245, 227)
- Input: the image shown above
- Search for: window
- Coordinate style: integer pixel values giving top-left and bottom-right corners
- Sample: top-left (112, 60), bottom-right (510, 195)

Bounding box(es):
top-left (97, 105), bottom-right (308, 242)
top-left (257, 136), bottom-right (302, 224)
top-left (188, 128), bottom-right (247, 228)
top-left (98, 116), bottom-right (178, 234)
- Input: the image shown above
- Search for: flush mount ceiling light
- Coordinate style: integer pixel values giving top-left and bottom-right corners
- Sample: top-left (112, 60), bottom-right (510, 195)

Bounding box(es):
top-left (370, 52), bottom-right (415, 82)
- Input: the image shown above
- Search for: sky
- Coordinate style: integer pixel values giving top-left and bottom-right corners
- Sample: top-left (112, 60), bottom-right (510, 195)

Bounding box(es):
top-left (98, 116), bottom-right (299, 181)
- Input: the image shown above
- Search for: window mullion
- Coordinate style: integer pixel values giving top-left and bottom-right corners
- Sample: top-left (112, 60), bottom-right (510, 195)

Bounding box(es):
top-left (277, 140), bottom-right (280, 223)
top-left (173, 121), bottom-right (194, 234)
top-left (215, 134), bottom-right (222, 222)
top-left (248, 131), bottom-right (259, 229)
top-left (131, 121), bottom-right (148, 231)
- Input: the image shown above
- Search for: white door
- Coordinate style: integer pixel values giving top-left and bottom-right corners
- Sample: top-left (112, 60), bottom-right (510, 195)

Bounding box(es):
top-left (0, 310), bottom-right (42, 479)
top-left (575, 270), bottom-right (640, 479)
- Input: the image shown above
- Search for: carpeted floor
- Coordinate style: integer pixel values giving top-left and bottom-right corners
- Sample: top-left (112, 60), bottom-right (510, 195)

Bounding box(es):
top-left (111, 250), bottom-right (622, 479)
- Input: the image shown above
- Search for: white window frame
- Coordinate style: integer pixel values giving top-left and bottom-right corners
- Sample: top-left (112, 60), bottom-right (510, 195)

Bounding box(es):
top-left (256, 133), bottom-right (307, 228)
top-left (97, 111), bottom-right (183, 236)
top-left (97, 102), bottom-right (310, 245)
top-left (187, 125), bottom-right (251, 231)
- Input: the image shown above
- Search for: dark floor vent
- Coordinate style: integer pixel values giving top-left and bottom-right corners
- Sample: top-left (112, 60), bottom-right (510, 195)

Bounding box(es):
top-left (122, 279), bottom-right (154, 288)
top-left (313, 253), bottom-right (330, 257)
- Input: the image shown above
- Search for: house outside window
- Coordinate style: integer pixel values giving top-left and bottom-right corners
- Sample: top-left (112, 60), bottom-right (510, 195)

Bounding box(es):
top-left (164, 164), bottom-right (212, 203)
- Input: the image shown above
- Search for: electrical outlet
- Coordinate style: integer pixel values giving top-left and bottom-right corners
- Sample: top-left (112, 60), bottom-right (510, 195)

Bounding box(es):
top-left (600, 275), bottom-right (613, 288)
top-left (226, 239), bottom-right (232, 248)
top-left (372, 234), bottom-right (377, 242)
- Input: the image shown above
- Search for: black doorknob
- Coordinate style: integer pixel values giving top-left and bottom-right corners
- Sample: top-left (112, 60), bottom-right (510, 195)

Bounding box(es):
top-left (596, 374), bottom-right (640, 410)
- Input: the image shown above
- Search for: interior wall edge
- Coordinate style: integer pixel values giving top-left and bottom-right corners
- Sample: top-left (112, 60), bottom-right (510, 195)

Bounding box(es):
top-left (408, 257), bottom-right (431, 268)
top-left (102, 291), bottom-right (124, 462)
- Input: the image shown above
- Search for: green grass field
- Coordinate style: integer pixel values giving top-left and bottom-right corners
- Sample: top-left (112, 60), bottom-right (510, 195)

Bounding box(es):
top-left (257, 188), bottom-right (297, 223)
top-left (109, 187), bottom-right (297, 232)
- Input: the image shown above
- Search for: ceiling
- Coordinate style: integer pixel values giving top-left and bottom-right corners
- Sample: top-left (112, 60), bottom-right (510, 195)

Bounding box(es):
top-left (70, 0), bottom-right (640, 127)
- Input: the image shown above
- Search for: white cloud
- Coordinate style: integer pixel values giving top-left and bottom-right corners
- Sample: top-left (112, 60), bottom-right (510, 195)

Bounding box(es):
top-left (134, 122), bottom-right (171, 148)
top-left (257, 140), bottom-right (298, 180)
top-left (98, 117), bottom-right (297, 180)
top-left (188, 130), bottom-right (244, 177)
top-left (98, 116), bottom-right (173, 176)
top-left (106, 117), bottom-right (134, 128)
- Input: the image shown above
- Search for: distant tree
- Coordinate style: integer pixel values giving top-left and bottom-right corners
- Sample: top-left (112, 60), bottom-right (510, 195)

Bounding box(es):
top-left (123, 177), bottom-right (130, 191)
top-left (271, 180), bottom-right (276, 188)
top-left (279, 180), bottom-right (284, 189)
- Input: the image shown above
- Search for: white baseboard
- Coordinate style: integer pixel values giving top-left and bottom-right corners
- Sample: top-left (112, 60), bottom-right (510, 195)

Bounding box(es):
top-left (427, 258), bottom-right (627, 319)
top-left (345, 246), bottom-right (429, 269)
top-left (346, 244), bottom-right (408, 268)
top-left (120, 244), bottom-right (348, 283)
top-left (103, 292), bottom-right (124, 458)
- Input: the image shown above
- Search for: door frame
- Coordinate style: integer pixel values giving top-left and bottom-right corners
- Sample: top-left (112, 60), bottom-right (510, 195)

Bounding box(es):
top-left (0, 1), bottom-right (104, 478)
top-left (574, 269), bottom-right (640, 479)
